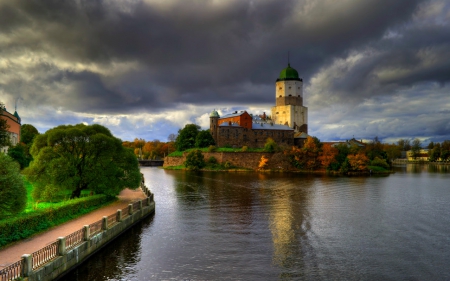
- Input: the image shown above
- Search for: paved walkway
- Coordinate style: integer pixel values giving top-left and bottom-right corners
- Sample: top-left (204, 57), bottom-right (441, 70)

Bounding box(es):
top-left (0, 188), bottom-right (147, 269)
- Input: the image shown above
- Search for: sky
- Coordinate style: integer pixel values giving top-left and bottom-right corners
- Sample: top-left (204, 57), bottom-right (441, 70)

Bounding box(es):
top-left (1, 0), bottom-right (449, 144)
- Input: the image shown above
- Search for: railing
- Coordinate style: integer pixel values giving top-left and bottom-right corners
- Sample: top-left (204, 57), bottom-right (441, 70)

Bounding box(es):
top-left (122, 206), bottom-right (129, 218)
top-left (89, 219), bottom-right (103, 237)
top-left (32, 241), bottom-right (59, 270)
top-left (66, 229), bottom-right (84, 250)
top-left (107, 213), bottom-right (117, 227)
top-left (132, 201), bottom-right (141, 211)
top-left (1, 186), bottom-right (153, 280)
top-left (0, 260), bottom-right (22, 281)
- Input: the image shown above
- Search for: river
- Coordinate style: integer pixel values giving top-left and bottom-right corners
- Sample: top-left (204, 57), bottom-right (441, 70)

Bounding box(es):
top-left (65, 164), bottom-right (450, 280)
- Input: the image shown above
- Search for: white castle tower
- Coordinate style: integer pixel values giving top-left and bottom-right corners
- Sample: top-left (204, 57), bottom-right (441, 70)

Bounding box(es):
top-left (271, 63), bottom-right (308, 133)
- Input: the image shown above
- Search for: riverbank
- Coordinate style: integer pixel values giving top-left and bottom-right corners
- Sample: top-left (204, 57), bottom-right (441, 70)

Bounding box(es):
top-left (0, 188), bottom-right (148, 270)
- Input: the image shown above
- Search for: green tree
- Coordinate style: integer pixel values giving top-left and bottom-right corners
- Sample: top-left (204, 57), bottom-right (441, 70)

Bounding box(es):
top-left (20, 124), bottom-right (40, 146)
top-left (0, 102), bottom-right (10, 147)
top-left (411, 138), bottom-right (422, 159)
top-left (24, 124), bottom-right (141, 199)
top-left (184, 149), bottom-right (206, 170)
top-left (176, 124), bottom-right (200, 151)
top-left (7, 143), bottom-right (32, 169)
top-left (0, 153), bottom-right (27, 216)
top-left (397, 139), bottom-right (411, 151)
top-left (195, 130), bottom-right (215, 148)
top-left (429, 143), bottom-right (441, 162)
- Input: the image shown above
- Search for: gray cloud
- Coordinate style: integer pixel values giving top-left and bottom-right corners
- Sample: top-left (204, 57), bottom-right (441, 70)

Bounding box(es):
top-left (1, 0), bottom-right (450, 143)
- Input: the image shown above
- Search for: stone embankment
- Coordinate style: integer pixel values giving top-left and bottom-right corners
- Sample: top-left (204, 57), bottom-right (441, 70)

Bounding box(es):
top-left (164, 151), bottom-right (293, 170)
top-left (0, 183), bottom-right (155, 281)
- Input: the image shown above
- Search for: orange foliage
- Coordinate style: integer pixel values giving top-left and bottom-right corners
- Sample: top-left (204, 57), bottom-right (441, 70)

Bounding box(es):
top-left (318, 144), bottom-right (338, 168)
top-left (258, 156), bottom-right (269, 169)
top-left (347, 152), bottom-right (369, 171)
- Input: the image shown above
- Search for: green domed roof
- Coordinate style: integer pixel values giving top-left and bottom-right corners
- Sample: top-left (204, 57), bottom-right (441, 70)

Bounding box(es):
top-left (210, 109), bottom-right (220, 118)
top-left (277, 63), bottom-right (301, 81)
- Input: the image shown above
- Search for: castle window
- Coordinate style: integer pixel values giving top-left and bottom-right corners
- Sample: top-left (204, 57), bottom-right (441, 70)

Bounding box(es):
top-left (279, 87), bottom-right (282, 90)
top-left (298, 95), bottom-right (300, 97)
top-left (289, 87), bottom-right (291, 89)
top-left (276, 112), bottom-right (279, 114)
top-left (298, 87), bottom-right (300, 89)
top-left (289, 94), bottom-right (291, 96)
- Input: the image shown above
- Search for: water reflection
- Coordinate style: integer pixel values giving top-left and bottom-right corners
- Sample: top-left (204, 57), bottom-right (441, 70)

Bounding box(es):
top-left (64, 167), bottom-right (450, 280)
top-left (394, 163), bottom-right (450, 173)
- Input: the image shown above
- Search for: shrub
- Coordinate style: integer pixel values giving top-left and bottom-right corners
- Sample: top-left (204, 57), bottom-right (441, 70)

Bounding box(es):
top-left (207, 145), bottom-right (217, 152)
top-left (0, 195), bottom-right (112, 248)
top-left (0, 154), bottom-right (26, 216)
top-left (370, 157), bottom-right (390, 170)
top-left (207, 156), bottom-right (218, 164)
top-left (184, 150), bottom-right (206, 170)
top-left (258, 156), bottom-right (269, 169)
top-left (224, 161), bottom-right (232, 168)
top-left (264, 138), bottom-right (277, 152)
top-left (241, 146), bottom-right (248, 152)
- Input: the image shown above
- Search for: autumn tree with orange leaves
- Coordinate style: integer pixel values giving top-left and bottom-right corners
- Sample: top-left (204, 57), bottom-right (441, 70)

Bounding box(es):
top-left (347, 152), bottom-right (369, 171)
top-left (318, 143), bottom-right (338, 169)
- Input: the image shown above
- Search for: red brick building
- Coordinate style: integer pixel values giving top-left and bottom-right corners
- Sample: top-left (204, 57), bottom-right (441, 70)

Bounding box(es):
top-left (0, 105), bottom-right (21, 153)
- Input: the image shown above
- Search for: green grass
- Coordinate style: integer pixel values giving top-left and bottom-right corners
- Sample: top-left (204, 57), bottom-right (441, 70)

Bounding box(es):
top-left (164, 165), bottom-right (185, 170)
top-left (22, 178), bottom-right (94, 213)
top-left (368, 166), bottom-right (391, 173)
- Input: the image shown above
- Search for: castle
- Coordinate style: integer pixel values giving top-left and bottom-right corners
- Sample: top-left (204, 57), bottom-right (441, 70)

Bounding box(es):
top-left (209, 63), bottom-right (308, 148)
top-left (0, 104), bottom-right (21, 153)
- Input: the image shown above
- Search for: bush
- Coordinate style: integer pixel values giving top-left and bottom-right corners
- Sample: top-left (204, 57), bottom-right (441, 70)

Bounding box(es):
top-left (264, 138), bottom-right (277, 152)
top-left (0, 195), bottom-right (112, 248)
top-left (0, 154), bottom-right (26, 216)
top-left (370, 157), bottom-right (390, 170)
top-left (207, 145), bottom-right (217, 152)
top-left (184, 150), bottom-right (206, 170)
top-left (241, 146), bottom-right (248, 152)
top-left (207, 156), bottom-right (218, 164)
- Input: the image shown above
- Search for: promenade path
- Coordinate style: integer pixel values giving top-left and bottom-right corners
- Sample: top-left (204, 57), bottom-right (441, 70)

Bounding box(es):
top-left (0, 188), bottom-right (147, 269)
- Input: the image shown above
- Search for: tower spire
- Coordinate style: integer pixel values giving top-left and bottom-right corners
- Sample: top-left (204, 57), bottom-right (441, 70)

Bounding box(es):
top-left (288, 51), bottom-right (290, 66)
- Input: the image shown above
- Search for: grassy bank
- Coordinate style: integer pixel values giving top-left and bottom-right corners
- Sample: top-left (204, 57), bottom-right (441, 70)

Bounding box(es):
top-left (0, 178), bottom-right (116, 248)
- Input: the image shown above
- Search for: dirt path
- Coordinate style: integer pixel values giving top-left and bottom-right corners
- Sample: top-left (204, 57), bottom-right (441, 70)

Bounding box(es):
top-left (0, 188), bottom-right (147, 269)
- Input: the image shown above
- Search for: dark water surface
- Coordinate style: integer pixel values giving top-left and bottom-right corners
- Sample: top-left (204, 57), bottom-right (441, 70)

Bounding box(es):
top-left (66, 165), bottom-right (450, 280)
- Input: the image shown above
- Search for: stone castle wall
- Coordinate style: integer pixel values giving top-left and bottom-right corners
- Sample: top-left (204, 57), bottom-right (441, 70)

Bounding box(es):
top-left (214, 126), bottom-right (294, 148)
top-left (164, 152), bottom-right (294, 170)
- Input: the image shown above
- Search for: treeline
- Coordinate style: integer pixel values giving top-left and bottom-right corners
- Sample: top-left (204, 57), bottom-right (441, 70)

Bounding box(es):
top-left (427, 141), bottom-right (450, 162)
top-left (286, 137), bottom-right (449, 173)
top-left (122, 138), bottom-right (176, 160)
top-left (285, 137), bottom-right (392, 173)
top-left (124, 124), bottom-right (215, 159)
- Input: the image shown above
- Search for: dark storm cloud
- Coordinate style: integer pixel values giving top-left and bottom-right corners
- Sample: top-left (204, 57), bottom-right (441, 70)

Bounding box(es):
top-left (0, 0), bottom-right (431, 114)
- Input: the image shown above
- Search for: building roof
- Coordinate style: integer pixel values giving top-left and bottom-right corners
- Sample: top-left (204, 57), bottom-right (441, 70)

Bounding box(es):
top-left (210, 109), bottom-right (220, 118)
top-left (294, 132), bottom-right (308, 139)
top-left (251, 122), bottom-right (293, 131)
top-left (277, 63), bottom-right (302, 82)
top-left (220, 111), bottom-right (247, 119)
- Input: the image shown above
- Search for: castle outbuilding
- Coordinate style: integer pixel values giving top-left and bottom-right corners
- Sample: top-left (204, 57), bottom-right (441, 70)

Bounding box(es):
top-left (209, 63), bottom-right (308, 148)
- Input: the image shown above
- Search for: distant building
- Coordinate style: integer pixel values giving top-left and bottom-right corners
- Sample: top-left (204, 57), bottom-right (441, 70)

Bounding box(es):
top-left (209, 63), bottom-right (308, 148)
top-left (322, 138), bottom-right (367, 148)
top-left (0, 105), bottom-right (21, 153)
top-left (406, 149), bottom-right (429, 161)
